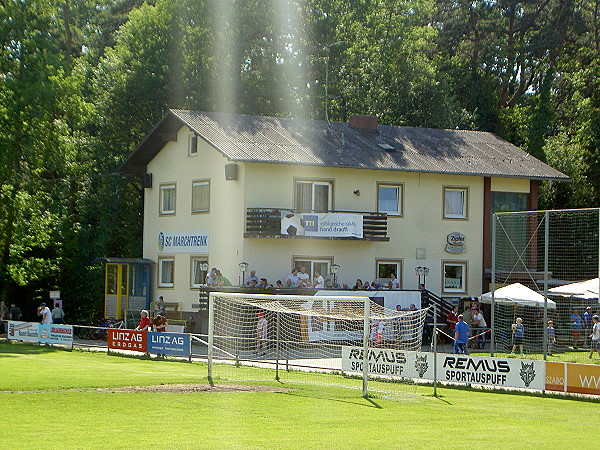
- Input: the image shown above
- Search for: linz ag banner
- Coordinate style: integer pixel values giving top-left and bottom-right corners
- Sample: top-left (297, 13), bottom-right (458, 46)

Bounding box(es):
top-left (39, 324), bottom-right (73, 345)
top-left (342, 347), bottom-right (545, 390)
top-left (147, 331), bottom-right (191, 357)
top-left (280, 211), bottom-right (363, 238)
top-left (7, 321), bottom-right (40, 343)
top-left (108, 329), bottom-right (147, 352)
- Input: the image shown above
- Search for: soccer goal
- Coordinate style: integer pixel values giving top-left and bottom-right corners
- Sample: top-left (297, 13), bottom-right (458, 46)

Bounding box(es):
top-left (207, 292), bottom-right (428, 396)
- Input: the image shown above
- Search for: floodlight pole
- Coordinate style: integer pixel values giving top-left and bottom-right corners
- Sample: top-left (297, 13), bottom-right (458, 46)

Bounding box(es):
top-left (543, 211), bottom-right (549, 360)
top-left (362, 297), bottom-right (370, 398)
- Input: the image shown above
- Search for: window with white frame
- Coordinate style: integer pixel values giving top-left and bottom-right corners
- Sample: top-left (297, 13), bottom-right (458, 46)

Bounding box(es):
top-left (293, 257), bottom-right (332, 284)
top-left (160, 183), bottom-right (176, 215)
top-left (442, 261), bottom-right (467, 293)
top-left (189, 134), bottom-right (198, 156)
top-left (444, 187), bottom-right (468, 219)
top-left (378, 183), bottom-right (403, 216)
top-left (190, 257), bottom-right (208, 287)
top-left (376, 260), bottom-right (402, 288)
top-left (158, 257), bottom-right (175, 287)
top-left (295, 179), bottom-right (333, 212)
top-left (191, 180), bottom-right (210, 213)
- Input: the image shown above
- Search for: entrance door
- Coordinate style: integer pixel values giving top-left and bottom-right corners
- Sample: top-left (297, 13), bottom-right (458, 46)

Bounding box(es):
top-left (105, 263), bottom-right (128, 318)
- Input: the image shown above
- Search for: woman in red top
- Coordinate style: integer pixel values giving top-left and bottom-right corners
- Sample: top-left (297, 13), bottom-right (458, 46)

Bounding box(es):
top-left (135, 309), bottom-right (150, 331)
top-left (447, 306), bottom-right (459, 333)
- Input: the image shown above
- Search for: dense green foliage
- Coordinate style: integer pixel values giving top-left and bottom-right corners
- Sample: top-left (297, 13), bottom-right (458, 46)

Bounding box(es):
top-left (0, 0), bottom-right (598, 319)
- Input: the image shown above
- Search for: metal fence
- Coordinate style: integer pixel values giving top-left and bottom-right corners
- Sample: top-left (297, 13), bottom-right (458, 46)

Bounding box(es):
top-left (490, 208), bottom-right (600, 362)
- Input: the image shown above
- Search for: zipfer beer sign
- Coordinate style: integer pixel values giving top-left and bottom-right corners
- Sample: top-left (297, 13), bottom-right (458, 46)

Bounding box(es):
top-left (108, 329), bottom-right (147, 352)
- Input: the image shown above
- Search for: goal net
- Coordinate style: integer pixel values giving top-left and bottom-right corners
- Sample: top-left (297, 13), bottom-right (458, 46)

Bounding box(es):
top-left (207, 292), bottom-right (428, 396)
top-left (491, 208), bottom-right (600, 361)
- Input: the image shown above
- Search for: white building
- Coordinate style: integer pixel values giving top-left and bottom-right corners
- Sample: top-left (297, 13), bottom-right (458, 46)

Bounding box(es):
top-left (119, 110), bottom-right (567, 310)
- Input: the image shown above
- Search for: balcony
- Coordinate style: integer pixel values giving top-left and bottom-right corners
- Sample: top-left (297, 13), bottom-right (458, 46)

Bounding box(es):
top-left (245, 208), bottom-right (389, 241)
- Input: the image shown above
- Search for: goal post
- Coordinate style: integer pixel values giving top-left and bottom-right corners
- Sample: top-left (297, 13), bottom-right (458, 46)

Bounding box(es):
top-left (207, 291), bottom-right (428, 397)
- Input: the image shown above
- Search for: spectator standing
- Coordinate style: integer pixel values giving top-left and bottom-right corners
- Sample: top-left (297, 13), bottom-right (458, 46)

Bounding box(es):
top-left (205, 268), bottom-right (217, 286)
top-left (9, 302), bottom-right (22, 321)
top-left (51, 303), bottom-right (65, 324)
top-left (472, 309), bottom-right (487, 349)
top-left (37, 303), bottom-right (52, 324)
top-left (547, 320), bottom-right (556, 356)
top-left (313, 270), bottom-right (325, 289)
top-left (246, 270), bottom-right (259, 286)
top-left (570, 308), bottom-right (583, 349)
top-left (454, 315), bottom-right (470, 354)
top-left (589, 315), bottom-right (600, 359)
top-left (297, 267), bottom-right (310, 287)
top-left (583, 306), bottom-right (593, 330)
top-left (135, 310), bottom-right (150, 331)
top-left (390, 273), bottom-right (400, 289)
top-left (285, 269), bottom-right (299, 288)
top-left (256, 312), bottom-right (268, 356)
top-left (447, 306), bottom-right (459, 335)
top-left (511, 317), bottom-right (525, 356)
top-left (0, 301), bottom-right (8, 333)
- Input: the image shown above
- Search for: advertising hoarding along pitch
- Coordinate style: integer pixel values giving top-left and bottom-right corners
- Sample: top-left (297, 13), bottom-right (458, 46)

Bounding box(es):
top-left (7, 321), bottom-right (40, 343)
top-left (342, 348), bottom-right (546, 391)
top-left (147, 331), bottom-right (191, 357)
top-left (108, 329), bottom-right (147, 352)
top-left (39, 324), bottom-right (73, 345)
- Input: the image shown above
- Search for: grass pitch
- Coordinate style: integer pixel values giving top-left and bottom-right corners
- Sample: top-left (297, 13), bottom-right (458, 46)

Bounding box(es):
top-left (1, 342), bottom-right (598, 449)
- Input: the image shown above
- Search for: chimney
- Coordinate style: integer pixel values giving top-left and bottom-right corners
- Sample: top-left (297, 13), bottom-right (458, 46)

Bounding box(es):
top-left (349, 115), bottom-right (378, 136)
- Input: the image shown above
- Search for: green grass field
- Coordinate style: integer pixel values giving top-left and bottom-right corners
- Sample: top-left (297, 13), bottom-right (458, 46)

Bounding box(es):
top-left (1, 342), bottom-right (598, 449)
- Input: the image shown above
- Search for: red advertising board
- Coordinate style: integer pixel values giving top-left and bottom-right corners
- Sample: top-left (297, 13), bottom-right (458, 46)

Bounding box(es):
top-left (108, 329), bottom-right (147, 352)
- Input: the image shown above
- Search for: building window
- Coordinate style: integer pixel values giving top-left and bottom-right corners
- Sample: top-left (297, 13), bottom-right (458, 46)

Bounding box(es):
top-left (444, 187), bottom-right (468, 219)
top-left (191, 180), bottom-right (210, 213)
top-left (160, 183), bottom-right (176, 215)
top-left (189, 134), bottom-right (198, 156)
top-left (376, 259), bottom-right (402, 288)
top-left (294, 179), bottom-right (333, 212)
top-left (442, 261), bottom-right (467, 293)
top-left (191, 257), bottom-right (208, 287)
top-left (158, 257), bottom-right (174, 287)
top-left (293, 257), bottom-right (332, 286)
top-left (377, 183), bottom-right (403, 216)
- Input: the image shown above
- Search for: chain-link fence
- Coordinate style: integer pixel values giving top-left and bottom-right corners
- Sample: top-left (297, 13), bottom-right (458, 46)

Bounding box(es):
top-left (490, 208), bottom-right (600, 362)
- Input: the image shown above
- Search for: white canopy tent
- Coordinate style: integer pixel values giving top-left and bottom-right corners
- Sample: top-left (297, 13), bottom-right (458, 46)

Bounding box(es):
top-left (480, 283), bottom-right (556, 309)
top-left (548, 278), bottom-right (599, 300)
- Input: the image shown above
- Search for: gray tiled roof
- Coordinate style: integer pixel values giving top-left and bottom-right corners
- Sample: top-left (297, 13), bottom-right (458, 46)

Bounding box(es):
top-left (121, 109), bottom-right (568, 181)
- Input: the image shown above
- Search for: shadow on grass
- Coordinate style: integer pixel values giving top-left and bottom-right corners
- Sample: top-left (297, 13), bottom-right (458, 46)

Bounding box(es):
top-left (274, 389), bottom-right (383, 409)
top-left (0, 342), bottom-right (68, 356)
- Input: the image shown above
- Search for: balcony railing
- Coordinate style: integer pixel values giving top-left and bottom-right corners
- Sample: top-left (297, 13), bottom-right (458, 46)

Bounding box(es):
top-left (245, 208), bottom-right (389, 241)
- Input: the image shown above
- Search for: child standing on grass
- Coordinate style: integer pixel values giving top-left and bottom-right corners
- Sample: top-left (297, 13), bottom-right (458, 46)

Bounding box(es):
top-left (589, 315), bottom-right (600, 359)
top-left (547, 320), bottom-right (556, 356)
top-left (511, 317), bottom-right (524, 356)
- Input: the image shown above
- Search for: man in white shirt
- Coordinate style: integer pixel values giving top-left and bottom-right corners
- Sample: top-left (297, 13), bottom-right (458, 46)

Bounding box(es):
top-left (297, 267), bottom-right (310, 287)
top-left (37, 303), bottom-right (52, 324)
top-left (390, 273), bottom-right (400, 289)
top-left (313, 270), bottom-right (325, 289)
top-left (472, 308), bottom-right (487, 349)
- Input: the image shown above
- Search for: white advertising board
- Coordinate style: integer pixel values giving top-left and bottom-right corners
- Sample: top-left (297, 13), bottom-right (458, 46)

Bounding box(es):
top-left (342, 347), bottom-right (546, 390)
top-left (157, 230), bottom-right (209, 253)
top-left (7, 321), bottom-right (40, 343)
top-left (39, 324), bottom-right (74, 345)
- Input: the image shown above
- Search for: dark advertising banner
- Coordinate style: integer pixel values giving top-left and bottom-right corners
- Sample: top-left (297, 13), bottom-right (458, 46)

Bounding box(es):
top-left (108, 329), bottom-right (147, 352)
top-left (147, 332), bottom-right (191, 357)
